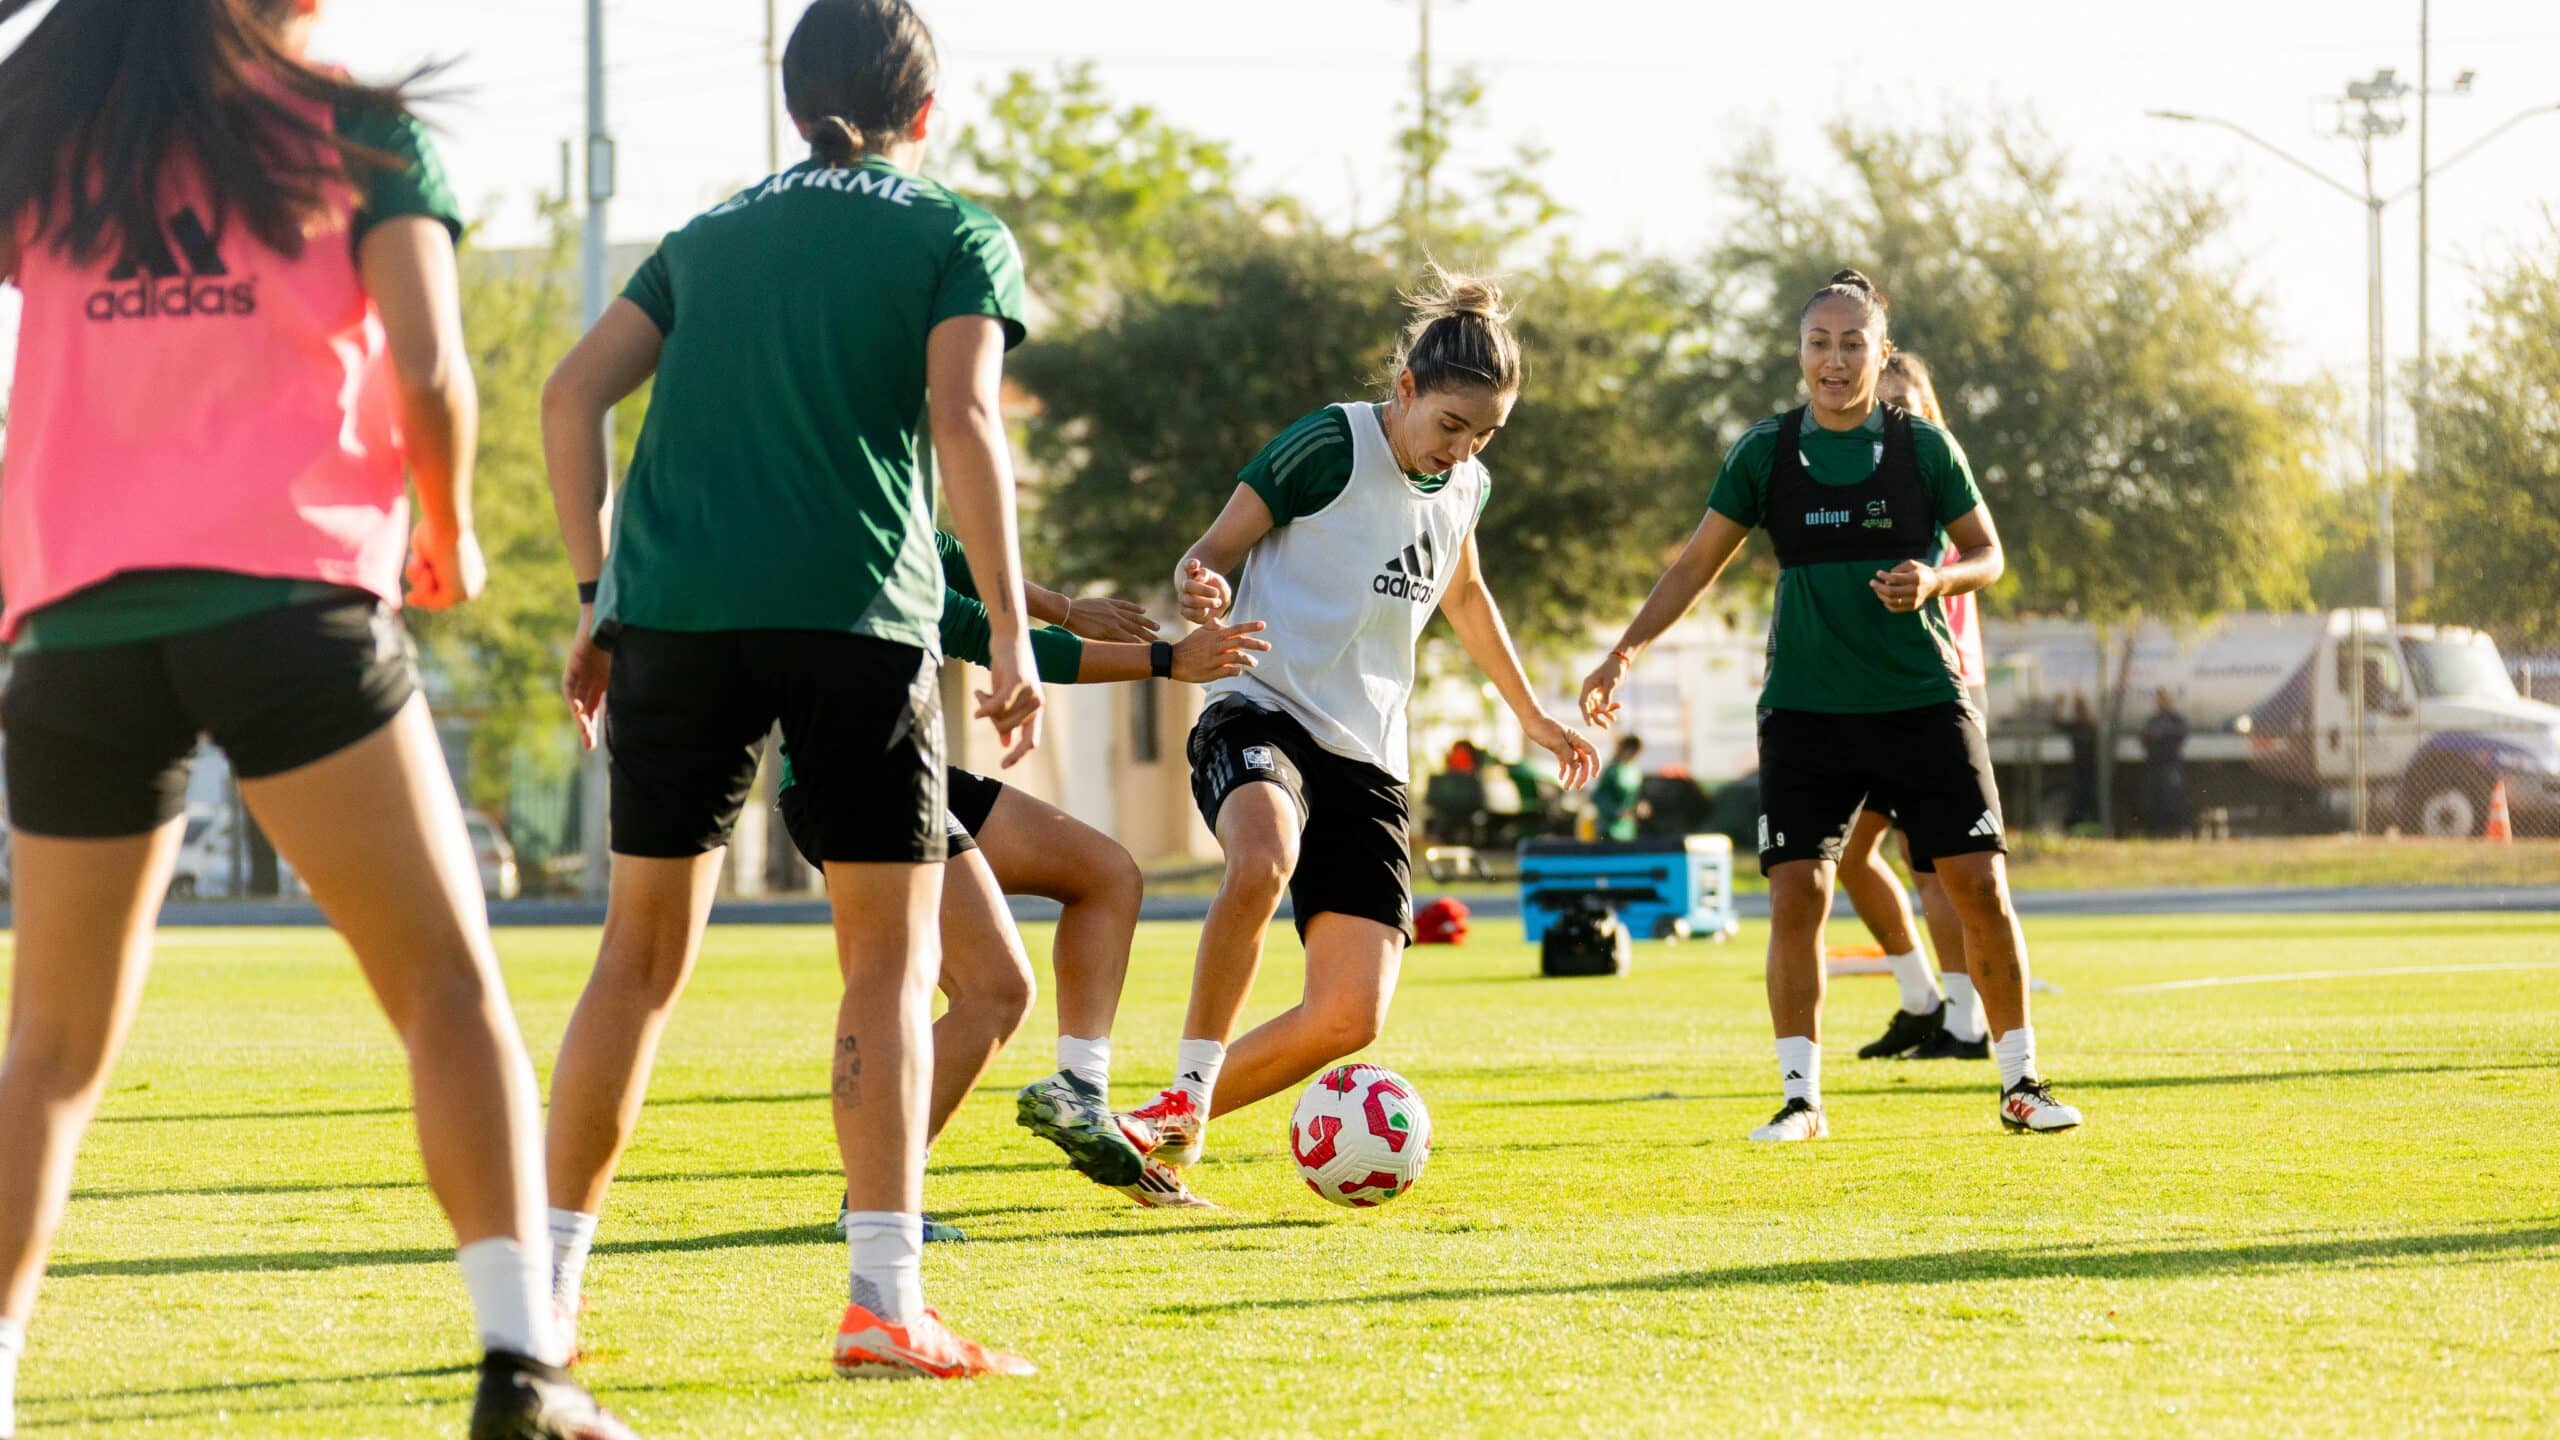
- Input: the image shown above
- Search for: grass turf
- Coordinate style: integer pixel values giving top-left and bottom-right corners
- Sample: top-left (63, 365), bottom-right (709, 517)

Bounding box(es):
top-left (12, 912), bottom-right (2560, 1437)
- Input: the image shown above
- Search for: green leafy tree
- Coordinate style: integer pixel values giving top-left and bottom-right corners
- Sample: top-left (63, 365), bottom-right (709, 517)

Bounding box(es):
top-left (407, 205), bottom-right (642, 830)
top-left (2414, 226), bottom-right (2560, 646)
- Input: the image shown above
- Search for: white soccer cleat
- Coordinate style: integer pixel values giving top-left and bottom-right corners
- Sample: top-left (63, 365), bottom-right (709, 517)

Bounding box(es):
top-left (1748, 1096), bottom-right (1828, 1142)
top-left (2000, 1078), bottom-right (2083, 1133)
top-left (1113, 1155), bottom-right (1218, 1210)
top-left (1116, 1088), bottom-right (1207, 1170)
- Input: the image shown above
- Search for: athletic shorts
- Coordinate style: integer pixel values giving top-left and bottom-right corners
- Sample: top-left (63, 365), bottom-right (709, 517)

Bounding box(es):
top-left (1867, 806), bottom-right (1934, 874)
top-left (945, 766), bottom-right (1007, 837)
top-left (605, 627), bottom-right (944, 864)
top-left (1187, 696), bottom-right (1413, 943)
top-left (3, 592), bottom-right (417, 838)
top-left (1755, 702), bottom-right (2004, 876)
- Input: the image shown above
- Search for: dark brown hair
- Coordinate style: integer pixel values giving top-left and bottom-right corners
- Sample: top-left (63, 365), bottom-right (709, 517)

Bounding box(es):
top-left (1394, 262), bottom-right (1524, 398)
top-left (0, 0), bottom-right (431, 267)
top-left (783, 0), bottom-right (939, 168)
top-left (1800, 266), bottom-right (1889, 333)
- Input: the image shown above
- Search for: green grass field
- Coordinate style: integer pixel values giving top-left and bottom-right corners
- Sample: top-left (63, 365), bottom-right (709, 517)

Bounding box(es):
top-left (13, 913), bottom-right (2560, 1437)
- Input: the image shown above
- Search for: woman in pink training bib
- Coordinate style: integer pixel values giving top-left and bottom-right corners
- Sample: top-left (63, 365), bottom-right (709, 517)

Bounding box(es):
top-left (0, 2), bottom-right (629, 1435)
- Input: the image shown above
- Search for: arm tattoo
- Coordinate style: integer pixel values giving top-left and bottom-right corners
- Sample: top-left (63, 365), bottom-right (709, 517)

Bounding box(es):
top-left (831, 1035), bottom-right (862, 1111)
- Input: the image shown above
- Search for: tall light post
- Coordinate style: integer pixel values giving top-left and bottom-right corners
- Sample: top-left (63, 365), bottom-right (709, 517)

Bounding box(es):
top-left (578, 0), bottom-right (617, 896)
top-left (2150, 78), bottom-right (2552, 623)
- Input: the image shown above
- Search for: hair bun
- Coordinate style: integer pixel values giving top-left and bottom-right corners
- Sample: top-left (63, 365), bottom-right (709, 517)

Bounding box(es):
top-left (1407, 260), bottom-right (1510, 325)
top-left (810, 115), bottom-right (863, 165)
top-left (1828, 267), bottom-right (1874, 292)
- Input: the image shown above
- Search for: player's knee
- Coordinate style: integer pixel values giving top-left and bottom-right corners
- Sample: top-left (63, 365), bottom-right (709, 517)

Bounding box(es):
top-left (1936, 861), bottom-right (2011, 921)
top-left (1221, 842), bottom-right (1295, 907)
top-left (0, 1027), bottom-right (118, 1103)
top-left (985, 961), bottom-right (1036, 1038)
top-left (1309, 998), bottom-right (1386, 1059)
top-left (1767, 865), bottom-right (1832, 922)
top-left (1085, 842), bottom-right (1144, 917)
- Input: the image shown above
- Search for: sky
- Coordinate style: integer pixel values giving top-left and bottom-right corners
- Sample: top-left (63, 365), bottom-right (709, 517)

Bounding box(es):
top-left (7, 0), bottom-right (2560, 472)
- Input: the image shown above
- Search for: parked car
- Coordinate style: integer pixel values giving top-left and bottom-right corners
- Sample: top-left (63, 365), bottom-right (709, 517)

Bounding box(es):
top-left (467, 811), bottom-right (522, 901)
top-left (168, 807), bottom-right (298, 899)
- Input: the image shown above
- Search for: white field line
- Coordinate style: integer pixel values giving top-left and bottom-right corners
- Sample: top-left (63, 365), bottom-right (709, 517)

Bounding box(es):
top-left (2118, 959), bottom-right (2560, 994)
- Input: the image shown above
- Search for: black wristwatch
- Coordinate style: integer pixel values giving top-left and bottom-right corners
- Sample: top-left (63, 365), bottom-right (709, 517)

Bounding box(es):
top-left (1150, 640), bottom-right (1173, 678)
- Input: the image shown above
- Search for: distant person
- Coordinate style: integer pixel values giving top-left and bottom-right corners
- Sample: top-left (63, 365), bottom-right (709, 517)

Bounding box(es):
top-left (2140, 688), bottom-right (2191, 837)
top-left (2062, 695), bottom-right (2101, 831)
top-left (1581, 268), bottom-right (2081, 1144)
top-left (1835, 353), bottom-right (1988, 1062)
top-left (0, 0), bottom-right (629, 1433)
top-left (1594, 735), bottom-right (1648, 840)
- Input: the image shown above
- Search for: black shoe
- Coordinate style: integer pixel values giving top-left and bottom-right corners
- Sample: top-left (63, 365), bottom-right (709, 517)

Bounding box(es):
top-left (1856, 1002), bottom-right (1946, 1059)
top-left (471, 1351), bottom-right (638, 1440)
top-left (1903, 1027), bottom-right (1991, 1061)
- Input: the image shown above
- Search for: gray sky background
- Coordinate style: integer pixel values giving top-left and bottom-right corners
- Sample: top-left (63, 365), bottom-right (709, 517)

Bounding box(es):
top-left (7, 0), bottom-right (2560, 472)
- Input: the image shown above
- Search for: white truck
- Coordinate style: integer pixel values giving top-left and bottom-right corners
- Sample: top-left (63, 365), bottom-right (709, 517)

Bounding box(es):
top-left (1980, 609), bottom-right (2560, 837)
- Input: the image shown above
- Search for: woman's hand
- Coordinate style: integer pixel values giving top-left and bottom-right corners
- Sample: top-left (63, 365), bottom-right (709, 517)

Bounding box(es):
top-left (1169, 620), bottom-right (1271, 682)
top-left (1063, 595), bottom-right (1161, 643)
top-left (563, 616), bottom-right (612, 750)
top-left (1578, 651), bottom-right (1630, 729)
top-left (1524, 712), bottom-right (1603, 791)
top-left (1870, 559), bottom-right (1941, 613)
top-left (404, 518), bottom-right (487, 611)
top-left (977, 632), bottom-right (1045, 768)
top-left (1177, 558), bottom-right (1233, 625)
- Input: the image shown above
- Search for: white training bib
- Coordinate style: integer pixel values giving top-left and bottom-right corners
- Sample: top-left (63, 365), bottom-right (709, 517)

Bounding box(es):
top-left (1209, 402), bottom-right (1486, 780)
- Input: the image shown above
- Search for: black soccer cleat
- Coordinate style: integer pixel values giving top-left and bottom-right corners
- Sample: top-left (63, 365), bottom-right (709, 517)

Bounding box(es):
top-left (1856, 1002), bottom-right (1946, 1059)
top-left (470, 1350), bottom-right (638, 1440)
top-left (1903, 1027), bottom-right (1991, 1061)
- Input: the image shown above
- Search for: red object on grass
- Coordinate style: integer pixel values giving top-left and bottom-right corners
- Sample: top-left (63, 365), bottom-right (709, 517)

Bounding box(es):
top-left (1415, 897), bottom-right (1470, 945)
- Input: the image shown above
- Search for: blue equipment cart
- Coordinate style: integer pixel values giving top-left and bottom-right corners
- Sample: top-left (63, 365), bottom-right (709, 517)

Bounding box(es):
top-left (1518, 834), bottom-right (1738, 943)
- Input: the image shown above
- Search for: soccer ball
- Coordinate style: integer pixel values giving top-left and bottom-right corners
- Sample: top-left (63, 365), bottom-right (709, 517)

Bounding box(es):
top-left (1290, 1063), bottom-right (1431, 1208)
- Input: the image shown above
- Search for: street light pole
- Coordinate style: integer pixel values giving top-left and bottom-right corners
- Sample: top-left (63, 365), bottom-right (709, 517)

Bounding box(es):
top-left (578, 0), bottom-right (617, 896)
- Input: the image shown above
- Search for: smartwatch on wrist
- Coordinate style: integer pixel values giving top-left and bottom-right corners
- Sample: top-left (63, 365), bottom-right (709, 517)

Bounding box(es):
top-left (1150, 640), bottom-right (1174, 678)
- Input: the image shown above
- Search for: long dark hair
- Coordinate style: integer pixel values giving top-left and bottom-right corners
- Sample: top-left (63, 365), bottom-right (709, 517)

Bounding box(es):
top-left (782, 0), bottom-right (938, 169)
top-left (0, 0), bottom-right (431, 268)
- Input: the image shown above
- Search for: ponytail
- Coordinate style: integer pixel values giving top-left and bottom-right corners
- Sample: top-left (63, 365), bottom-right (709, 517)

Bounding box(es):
top-left (0, 0), bottom-right (434, 266)
top-left (783, 0), bottom-right (938, 169)
top-left (1392, 261), bottom-right (1524, 398)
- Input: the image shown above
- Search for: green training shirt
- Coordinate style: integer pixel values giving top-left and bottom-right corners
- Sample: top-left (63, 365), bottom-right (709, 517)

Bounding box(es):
top-left (1706, 406), bottom-right (1982, 714)
top-left (12, 107), bottom-right (462, 655)
top-left (1238, 405), bottom-right (1492, 523)
top-left (601, 157), bottom-right (1027, 648)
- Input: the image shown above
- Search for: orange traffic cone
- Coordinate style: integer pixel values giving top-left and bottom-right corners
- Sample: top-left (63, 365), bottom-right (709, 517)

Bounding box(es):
top-left (2483, 778), bottom-right (2515, 842)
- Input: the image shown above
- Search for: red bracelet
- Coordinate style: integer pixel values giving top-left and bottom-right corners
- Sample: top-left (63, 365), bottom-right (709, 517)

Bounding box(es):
top-left (1610, 648), bottom-right (1635, 667)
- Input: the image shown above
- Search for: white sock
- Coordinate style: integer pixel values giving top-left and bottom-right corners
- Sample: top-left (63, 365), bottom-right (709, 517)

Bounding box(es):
top-left (1776, 1036), bottom-right (1821, 1107)
top-left (1057, 1034), bottom-right (1112, 1093)
top-left (1173, 1038), bottom-right (1226, 1117)
top-left (546, 1208), bottom-right (598, 1311)
top-left (1994, 1027), bottom-right (2037, 1091)
top-left (458, 1236), bottom-right (562, 1365)
top-left (1942, 973), bottom-right (1987, 1041)
top-left (0, 1316), bottom-right (23, 1440)
top-left (1885, 948), bottom-right (1942, 1014)
top-left (843, 1212), bottom-right (926, 1324)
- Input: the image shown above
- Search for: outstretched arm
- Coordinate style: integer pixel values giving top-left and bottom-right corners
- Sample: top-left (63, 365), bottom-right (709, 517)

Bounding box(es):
top-left (1173, 485), bottom-right (1277, 624)
top-left (1579, 509), bottom-right (1751, 729)
top-left (1439, 533), bottom-right (1601, 790)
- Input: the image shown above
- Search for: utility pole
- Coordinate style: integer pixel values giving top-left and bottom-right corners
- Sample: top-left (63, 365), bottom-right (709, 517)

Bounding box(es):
top-left (578, 0), bottom-right (617, 898)
top-left (765, 0), bottom-right (782, 175)
top-left (1416, 0), bottom-right (1432, 249)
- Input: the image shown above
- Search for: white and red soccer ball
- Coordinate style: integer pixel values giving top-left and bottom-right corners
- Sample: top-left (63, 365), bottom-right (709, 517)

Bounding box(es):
top-left (1290, 1063), bottom-right (1431, 1208)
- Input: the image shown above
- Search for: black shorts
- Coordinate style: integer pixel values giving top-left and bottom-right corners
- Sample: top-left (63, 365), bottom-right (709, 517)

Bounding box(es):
top-left (1866, 806), bottom-right (1934, 874)
top-left (945, 766), bottom-right (1007, 837)
top-left (1755, 702), bottom-right (2004, 876)
top-left (1187, 696), bottom-right (1412, 943)
top-left (606, 627), bottom-right (944, 864)
top-left (3, 593), bottom-right (417, 838)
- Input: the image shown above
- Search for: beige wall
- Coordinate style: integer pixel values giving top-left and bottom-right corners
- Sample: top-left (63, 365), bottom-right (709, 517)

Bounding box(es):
top-left (939, 663), bottom-right (1214, 866)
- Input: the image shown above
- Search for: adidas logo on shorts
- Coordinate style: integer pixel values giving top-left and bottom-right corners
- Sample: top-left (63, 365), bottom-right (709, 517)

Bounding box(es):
top-left (1967, 811), bottom-right (2001, 839)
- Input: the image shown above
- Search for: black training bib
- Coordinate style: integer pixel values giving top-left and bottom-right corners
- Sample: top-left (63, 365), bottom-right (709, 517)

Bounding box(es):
top-left (1763, 404), bottom-right (1938, 570)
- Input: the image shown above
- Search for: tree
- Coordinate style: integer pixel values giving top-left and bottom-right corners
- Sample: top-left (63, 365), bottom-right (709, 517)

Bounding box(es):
top-left (951, 64), bottom-right (1282, 326)
top-left (2414, 225), bottom-right (2560, 646)
top-left (406, 205), bottom-right (644, 831)
top-left (1705, 124), bottom-right (2328, 828)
